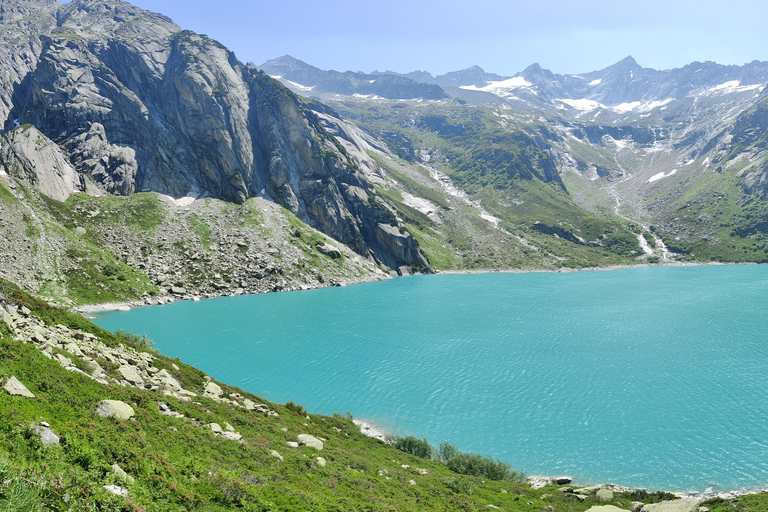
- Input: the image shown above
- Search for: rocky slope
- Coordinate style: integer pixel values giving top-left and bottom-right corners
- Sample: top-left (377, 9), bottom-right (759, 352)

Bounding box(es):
top-left (0, 0), bottom-right (427, 273)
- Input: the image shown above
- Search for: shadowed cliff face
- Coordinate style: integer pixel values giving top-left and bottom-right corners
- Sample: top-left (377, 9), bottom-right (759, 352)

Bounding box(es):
top-left (0, 0), bottom-right (427, 270)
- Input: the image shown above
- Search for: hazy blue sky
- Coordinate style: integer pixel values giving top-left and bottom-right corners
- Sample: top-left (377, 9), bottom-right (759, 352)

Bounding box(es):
top-left (65, 0), bottom-right (768, 76)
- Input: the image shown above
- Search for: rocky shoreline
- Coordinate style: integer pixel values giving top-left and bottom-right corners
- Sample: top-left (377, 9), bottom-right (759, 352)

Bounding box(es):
top-left (352, 417), bottom-right (768, 502)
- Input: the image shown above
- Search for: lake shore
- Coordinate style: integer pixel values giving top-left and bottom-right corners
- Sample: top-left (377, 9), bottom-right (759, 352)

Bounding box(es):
top-left (77, 260), bottom-right (755, 314)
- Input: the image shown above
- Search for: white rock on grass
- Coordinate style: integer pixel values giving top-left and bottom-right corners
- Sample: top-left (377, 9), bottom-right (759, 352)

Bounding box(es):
top-left (30, 425), bottom-right (59, 446)
top-left (297, 434), bottom-right (323, 450)
top-left (3, 376), bottom-right (35, 398)
top-left (641, 499), bottom-right (702, 512)
top-left (112, 463), bottom-right (135, 485)
top-left (204, 381), bottom-right (223, 397)
top-left (96, 400), bottom-right (135, 420)
top-left (104, 485), bottom-right (129, 497)
top-left (270, 450), bottom-right (284, 461)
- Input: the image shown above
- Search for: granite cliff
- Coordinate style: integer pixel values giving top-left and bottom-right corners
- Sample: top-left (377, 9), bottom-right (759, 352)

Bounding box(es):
top-left (0, 0), bottom-right (427, 271)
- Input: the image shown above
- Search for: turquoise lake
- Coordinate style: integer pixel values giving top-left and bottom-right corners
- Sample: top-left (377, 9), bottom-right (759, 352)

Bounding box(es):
top-left (93, 265), bottom-right (768, 492)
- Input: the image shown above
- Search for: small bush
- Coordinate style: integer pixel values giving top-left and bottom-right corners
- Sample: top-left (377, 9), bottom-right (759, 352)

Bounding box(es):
top-left (438, 442), bottom-right (461, 463)
top-left (285, 401), bottom-right (306, 416)
top-left (444, 476), bottom-right (473, 495)
top-left (392, 436), bottom-right (433, 460)
top-left (114, 328), bottom-right (155, 351)
top-left (630, 490), bottom-right (679, 503)
top-left (445, 453), bottom-right (524, 482)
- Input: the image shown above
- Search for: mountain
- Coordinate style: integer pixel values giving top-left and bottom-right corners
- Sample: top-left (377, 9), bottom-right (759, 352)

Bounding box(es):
top-left (258, 55), bottom-right (448, 100)
top-left (273, 55), bottom-right (768, 265)
top-left (0, 0), bottom-right (428, 277)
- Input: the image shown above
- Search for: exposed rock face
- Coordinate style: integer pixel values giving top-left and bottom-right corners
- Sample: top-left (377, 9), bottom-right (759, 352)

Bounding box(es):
top-left (0, 126), bottom-right (84, 200)
top-left (0, 0), bottom-right (427, 270)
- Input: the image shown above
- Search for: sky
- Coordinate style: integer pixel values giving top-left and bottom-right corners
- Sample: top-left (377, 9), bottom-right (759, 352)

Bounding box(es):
top-left (62, 0), bottom-right (768, 76)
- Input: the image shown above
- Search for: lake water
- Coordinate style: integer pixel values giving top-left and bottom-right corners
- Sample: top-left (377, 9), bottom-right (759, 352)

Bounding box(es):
top-left (93, 265), bottom-right (768, 492)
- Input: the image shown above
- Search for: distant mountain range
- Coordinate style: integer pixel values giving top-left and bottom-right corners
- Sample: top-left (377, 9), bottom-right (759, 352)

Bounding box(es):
top-left (259, 54), bottom-right (768, 110)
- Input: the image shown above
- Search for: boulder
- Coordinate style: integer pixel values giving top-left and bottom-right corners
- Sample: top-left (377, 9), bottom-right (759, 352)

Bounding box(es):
top-left (220, 431), bottom-right (243, 442)
top-left (104, 485), bottom-right (129, 498)
top-left (527, 476), bottom-right (554, 489)
top-left (30, 424), bottom-right (60, 446)
top-left (3, 376), bottom-right (35, 398)
top-left (112, 463), bottom-right (135, 485)
top-left (118, 365), bottom-right (145, 385)
top-left (96, 400), bottom-right (135, 420)
top-left (642, 499), bottom-right (701, 512)
top-left (286, 441), bottom-right (299, 448)
top-left (317, 244), bottom-right (342, 259)
top-left (596, 489), bottom-right (614, 502)
top-left (555, 476), bottom-right (573, 485)
top-left (224, 422), bottom-right (235, 432)
top-left (207, 423), bottom-right (223, 434)
top-left (585, 507), bottom-right (626, 512)
top-left (204, 381), bottom-right (223, 397)
top-left (270, 450), bottom-right (284, 461)
top-left (297, 434), bottom-right (323, 450)
top-left (316, 457), bottom-right (327, 467)
top-left (155, 369), bottom-right (181, 391)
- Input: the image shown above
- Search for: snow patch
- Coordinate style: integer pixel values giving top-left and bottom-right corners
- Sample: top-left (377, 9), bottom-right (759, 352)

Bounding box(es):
top-left (0, 169), bottom-right (7, 177)
top-left (647, 169), bottom-right (678, 183)
top-left (480, 213), bottom-right (501, 227)
top-left (613, 99), bottom-right (672, 113)
top-left (281, 78), bottom-right (315, 92)
top-left (559, 98), bottom-right (604, 111)
top-left (705, 81), bottom-right (763, 95)
top-left (589, 79), bottom-right (602, 86)
top-left (460, 76), bottom-right (536, 99)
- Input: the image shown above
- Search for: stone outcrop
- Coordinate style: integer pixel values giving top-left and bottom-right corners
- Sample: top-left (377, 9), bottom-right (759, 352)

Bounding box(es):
top-left (0, 0), bottom-right (427, 271)
top-left (2, 375), bottom-right (35, 398)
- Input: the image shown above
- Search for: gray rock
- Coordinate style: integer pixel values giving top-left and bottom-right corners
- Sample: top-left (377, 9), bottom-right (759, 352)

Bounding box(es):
top-left (317, 244), bottom-right (342, 259)
top-left (596, 489), bottom-right (615, 502)
top-left (555, 476), bottom-right (573, 485)
top-left (558, 487), bottom-right (574, 493)
top-left (170, 286), bottom-right (186, 295)
top-left (224, 422), bottom-right (235, 432)
top-left (219, 431), bottom-right (243, 442)
top-left (104, 485), bottom-right (129, 498)
top-left (30, 425), bottom-right (60, 446)
top-left (297, 434), bottom-right (324, 450)
top-left (270, 450), bottom-right (284, 461)
top-left (316, 456), bottom-right (327, 467)
top-left (112, 463), bottom-right (135, 485)
top-left (630, 503), bottom-right (645, 512)
top-left (642, 499), bottom-right (701, 512)
top-left (207, 423), bottom-right (223, 434)
top-left (3, 376), bottom-right (35, 398)
top-left (155, 369), bottom-right (181, 391)
top-left (54, 353), bottom-right (72, 367)
top-left (75, 226), bottom-right (87, 236)
top-left (118, 365), bottom-right (144, 385)
top-left (585, 507), bottom-right (626, 512)
top-left (286, 441), bottom-right (299, 448)
top-left (96, 400), bottom-right (135, 420)
top-left (527, 476), bottom-right (553, 489)
top-left (204, 381), bottom-right (223, 397)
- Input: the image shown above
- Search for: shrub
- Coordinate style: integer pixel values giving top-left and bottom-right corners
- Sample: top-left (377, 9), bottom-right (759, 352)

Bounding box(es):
top-left (438, 442), bottom-right (461, 463)
top-left (445, 453), bottom-right (524, 482)
top-left (444, 476), bottom-right (473, 495)
top-left (629, 490), bottom-right (679, 503)
top-left (285, 401), bottom-right (306, 416)
top-left (114, 328), bottom-right (155, 351)
top-left (392, 436), bottom-right (433, 460)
